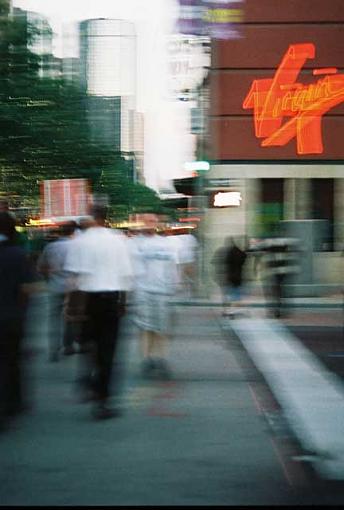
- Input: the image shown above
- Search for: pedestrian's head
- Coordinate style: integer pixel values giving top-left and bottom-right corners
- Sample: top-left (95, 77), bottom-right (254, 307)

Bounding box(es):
top-left (226, 236), bottom-right (235, 247)
top-left (46, 227), bottom-right (59, 242)
top-left (78, 216), bottom-right (94, 231)
top-left (142, 213), bottom-right (158, 234)
top-left (60, 220), bottom-right (78, 238)
top-left (91, 204), bottom-right (108, 226)
top-left (0, 211), bottom-right (16, 242)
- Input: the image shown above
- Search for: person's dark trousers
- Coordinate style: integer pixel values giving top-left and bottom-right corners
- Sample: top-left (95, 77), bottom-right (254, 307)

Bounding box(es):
top-left (65, 291), bottom-right (88, 351)
top-left (85, 292), bottom-right (123, 403)
top-left (0, 320), bottom-right (23, 424)
top-left (77, 309), bottom-right (95, 398)
top-left (63, 321), bottom-right (75, 351)
top-left (73, 292), bottom-right (95, 399)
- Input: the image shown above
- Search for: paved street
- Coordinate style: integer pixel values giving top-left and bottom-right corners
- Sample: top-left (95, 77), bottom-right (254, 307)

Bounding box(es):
top-left (1, 294), bottom-right (343, 505)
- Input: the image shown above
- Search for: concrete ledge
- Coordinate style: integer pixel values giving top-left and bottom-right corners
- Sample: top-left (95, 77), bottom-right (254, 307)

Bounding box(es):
top-left (230, 318), bottom-right (344, 480)
top-left (169, 298), bottom-right (344, 308)
top-left (284, 284), bottom-right (343, 298)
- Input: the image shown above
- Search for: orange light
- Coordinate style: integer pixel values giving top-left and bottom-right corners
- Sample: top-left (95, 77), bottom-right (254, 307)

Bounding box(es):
top-left (243, 43), bottom-right (344, 155)
top-left (28, 218), bottom-right (56, 227)
top-left (179, 217), bottom-right (201, 222)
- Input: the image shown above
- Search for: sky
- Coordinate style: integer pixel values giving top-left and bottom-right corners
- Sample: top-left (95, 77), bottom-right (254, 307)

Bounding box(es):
top-left (12, 0), bottom-right (195, 190)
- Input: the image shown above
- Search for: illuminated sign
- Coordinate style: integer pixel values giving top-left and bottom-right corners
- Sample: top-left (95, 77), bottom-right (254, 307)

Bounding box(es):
top-left (184, 160), bottom-right (210, 172)
top-left (213, 191), bottom-right (242, 207)
top-left (243, 43), bottom-right (344, 155)
top-left (178, 0), bottom-right (244, 39)
top-left (40, 179), bottom-right (92, 219)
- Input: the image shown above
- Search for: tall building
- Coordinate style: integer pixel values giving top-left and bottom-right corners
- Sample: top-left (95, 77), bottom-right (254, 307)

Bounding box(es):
top-left (79, 18), bottom-right (136, 97)
top-left (79, 18), bottom-right (137, 158)
top-left (166, 33), bottom-right (210, 186)
top-left (167, 33), bottom-right (210, 101)
top-left (62, 57), bottom-right (80, 84)
top-left (12, 8), bottom-right (54, 78)
top-left (133, 110), bottom-right (145, 182)
top-left (84, 95), bottom-right (121, 151)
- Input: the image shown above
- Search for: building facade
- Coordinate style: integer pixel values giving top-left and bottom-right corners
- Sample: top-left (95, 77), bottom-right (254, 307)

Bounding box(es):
top-left (205, 0), bottom-right (344, 294)
top-left (79, 18), bottom-right (138, 161)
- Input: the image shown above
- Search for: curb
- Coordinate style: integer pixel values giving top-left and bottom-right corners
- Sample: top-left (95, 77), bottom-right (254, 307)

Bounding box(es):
top-left (169, 300), bottom-right (344, 309)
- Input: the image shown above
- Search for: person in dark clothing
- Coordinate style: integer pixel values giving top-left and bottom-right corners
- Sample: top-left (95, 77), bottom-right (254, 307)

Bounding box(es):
top-left (250, 236), bottom-right (300, 318)
top-left (212, 237), bottom-right (247, 316)
top-left (0, 212), bottom-right (35, 429)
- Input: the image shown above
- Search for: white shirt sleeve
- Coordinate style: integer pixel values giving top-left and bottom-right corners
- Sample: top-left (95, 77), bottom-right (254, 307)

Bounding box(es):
top-left (114, 234), bottom-right (134, 290)
top-left (64, 237), bottom-right (87, 274)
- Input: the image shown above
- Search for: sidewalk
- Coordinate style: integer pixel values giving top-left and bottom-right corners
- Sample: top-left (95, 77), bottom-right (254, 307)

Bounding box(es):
top-left (171, 284), bottom-right (344, 332)
top-left (0, 294), bottom-right (321, 506)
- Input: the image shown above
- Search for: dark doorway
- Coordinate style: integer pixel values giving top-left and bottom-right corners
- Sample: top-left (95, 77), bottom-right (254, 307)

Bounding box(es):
top-left (259, 178), bottom-right (285, 237)
top-left (311, 179), bottom-right (334, 251)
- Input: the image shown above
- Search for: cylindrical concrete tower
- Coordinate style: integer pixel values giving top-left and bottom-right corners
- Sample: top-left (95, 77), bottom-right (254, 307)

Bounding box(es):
top-left (79, 18), bottom-right (136, 97)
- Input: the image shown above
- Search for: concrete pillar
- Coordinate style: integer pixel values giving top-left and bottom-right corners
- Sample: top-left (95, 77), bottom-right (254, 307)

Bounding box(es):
top-left (245, 178), bottom-right (260, 238)
top-left (295, 178), bottom-right (311, 219)
top-left (284, 179), bottom-right (296, 220)
top-left (284, 178), bottom-right (311, 220)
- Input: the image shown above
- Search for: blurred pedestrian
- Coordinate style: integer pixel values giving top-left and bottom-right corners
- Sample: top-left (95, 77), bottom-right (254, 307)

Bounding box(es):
top-left (0, 212), bottom-right (35, 429)
top-left (163, 228), bottom-right (198, 298)
top-left (63, 216), bottom-right (94, 356)
top-left (37, 221), bottom-right (78, 361)
top-left (251, 236), bottom-right (300, 318)
top-left (175, 228), bottom-right (198, 297)
top-left (132, 214), bottom-right (179, 378)
top-left (78, 216), bottom-right (94, 233)
top-left (64, 205), bottom-right (133, 419)
top-left (212, 237), bottom-right (247, 317)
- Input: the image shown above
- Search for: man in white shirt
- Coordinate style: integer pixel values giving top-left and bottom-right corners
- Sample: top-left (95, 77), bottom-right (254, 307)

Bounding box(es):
top-left (132, 214), bottom-right (178, 378)
top-left (64, 205), bottom-right (133, 419)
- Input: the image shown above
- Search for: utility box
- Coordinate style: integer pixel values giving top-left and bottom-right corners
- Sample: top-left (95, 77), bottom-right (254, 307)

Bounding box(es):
top-left (280, 219), bottom-right (329, 291)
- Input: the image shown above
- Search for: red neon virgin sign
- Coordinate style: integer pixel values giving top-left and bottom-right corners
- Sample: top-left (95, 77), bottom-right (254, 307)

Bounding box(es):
top-left (243, 43), bottom-right (344, 155)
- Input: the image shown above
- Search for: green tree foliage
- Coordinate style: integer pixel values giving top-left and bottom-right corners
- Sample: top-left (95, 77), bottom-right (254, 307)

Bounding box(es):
top-left (0, 10), bottom-right (107, 197)
top-left (0, 9), bottom-right (162, 219)
top-left (96, 161), bottom-right (162, 221)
